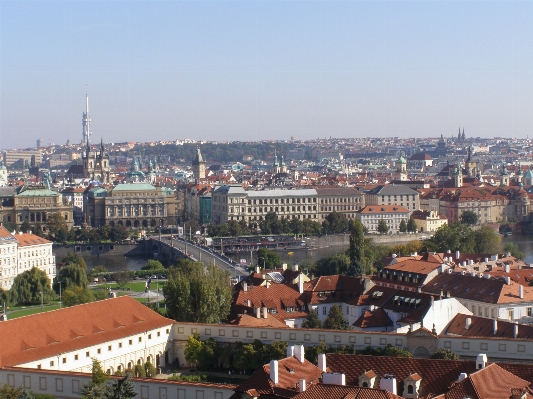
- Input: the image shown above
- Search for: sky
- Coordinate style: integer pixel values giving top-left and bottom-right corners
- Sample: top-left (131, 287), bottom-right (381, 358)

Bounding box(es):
top-left (1, 1), bottom-right (532, 150)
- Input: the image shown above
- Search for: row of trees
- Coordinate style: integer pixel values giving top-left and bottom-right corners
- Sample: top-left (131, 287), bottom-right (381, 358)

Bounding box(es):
top-left (184, 335), bottom-right (417, 373)
top-left (80, 359), bottom-right (137, 399)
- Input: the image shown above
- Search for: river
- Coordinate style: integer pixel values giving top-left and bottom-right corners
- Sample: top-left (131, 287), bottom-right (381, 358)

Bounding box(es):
top-left (73, 235), bottom-right (533, 272)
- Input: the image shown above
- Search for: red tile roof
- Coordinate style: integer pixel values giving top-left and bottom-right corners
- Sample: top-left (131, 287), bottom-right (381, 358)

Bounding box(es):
top-left (444, 313), bottom-right (533, 339)
top-left (0, 296), bottom-right (173, 367)
top-left (292, 384), bottom-right (403, 399)
top-left (353, 309), bottom-right (393, 329)
top-left (14, 232), bottom-right (52, 246)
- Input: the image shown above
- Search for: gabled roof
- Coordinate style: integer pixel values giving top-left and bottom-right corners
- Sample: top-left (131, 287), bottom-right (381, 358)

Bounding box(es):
top-left (353, 309), bottom-right (393, 329)
top-left (445, 313), bottom-right (533, 339)
top-left (0, 296), bottom-right (173, 367)
top-left (292, 384), bottom-right (403, 399)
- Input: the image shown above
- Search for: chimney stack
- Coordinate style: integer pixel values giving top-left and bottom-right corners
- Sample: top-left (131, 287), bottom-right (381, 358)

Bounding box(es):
top-left (456, 250), bottom-right (460, 260)
top-left (505, 264), bottom-right (510, 273)
top-left (266, 280), bottom-right (270, 289)
top-left (294, 264), bottom-right (299, 271)
top-left (514, 323), bottom-right (519, 338)
top-left (298, 275), bottom-right (304, 294)
top-left (493, 319), bottom-right (497, 335)
top-left (270, 360), bottom-right (279, 384)
top-left (380, 375), bottom-right (397, 395)
top-left (286, 345), bottom-right (295, 358)
top-left (256, 266), bottom-right (260, 274)
top-left (318, 354), bottom-right (326, 372)
top-left (299, 379), bottom-right (306, 393)
top-left (243, 281), bottom-right (248, 292)
top-left (323, 373), bottom-right (346, 386)
top-left (519, 285), bottom-right (524, 299)
top-left (263, 307), bottom-right (268, 319)
top-left (255, 308), bottom-right (261, 319)
top-left (476, 354), bottom-right (487, 369)
top-left (294, 345), bottom-right (305, 363)
top-left (465, 317), bottom-right (472, 329)
top-left (282, 263), bottom-right (287, 271)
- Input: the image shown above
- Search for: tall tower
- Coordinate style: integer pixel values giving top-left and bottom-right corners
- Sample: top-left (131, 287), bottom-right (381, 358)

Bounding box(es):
top-left (82, 85), bottom-right (91, 145)
top-left (192, 146), bottom-right (206, 181)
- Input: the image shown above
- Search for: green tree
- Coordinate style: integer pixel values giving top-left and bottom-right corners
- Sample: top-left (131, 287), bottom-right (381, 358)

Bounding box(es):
top-left (424, 223), bottom-right (476, 253)
top-left (322, 212), bottom-right (348, 234)
top-left (260, 212), bottom-right (283, 235)
top-left (55, 263), bottom-right (89, 291)
top-left (141, 260), bottom-right (164, 271)
top-left (407, 217), bottom-right (417, 233)
top-left (304, 341), bottom-right (328, 364)
top-left (430, 348), bottom-right (460, 360)
top-left (80, 358), bottom-right (110, 399)
top-left (227, 220), bottom-right (246, 237)
top-left (105, 373), bottom-right (137, 399)
top-left (55, 228), bottom-right (69, 243)
top-left (474, 225), bottom-right (502, 254)
top-left (301, 309), bottom-right (323, 329)
top-left (61, 252), bottom-right (87, 269)
top-left (0, 287), bottom-right (9, 305)
top-left (349, 219), bottom-right (365, 276)
top-left (503, 243), bottom-right (525, 260)
top-left (46, 212), bottom-right (68, 237)
top-left (9, 267), bottom-right (54, 305)
top-left (399, 219), bottom-right (407, 233)
top-left (358, 344), bottom-right (412, 358)
top-left (316, 253), bottom-right (351, 276)
top-left (109, 226), bottom-right (129, 242)
top-left (184, 333), bottom-right (204, 365)
top-left (20, 220), bottom-right (31, 233)
top-left (144, 361), bottom-right (157, 377)
top-left (62, 286), bottom-right (95, 307)
top-left (323, 304), bottom-right (351, 330)
top-left (164, 261), bottom-right (232, 323)
top-left (460, 210), bottom-right (479, 225)
top-left (377, 219), bottom-right (389, 234)
top-left (133, 364), bottom-right (145, 378)
top-left (114, 265), bottom-right (131, 290)
top-left (0, 384), bottom-right (24, 399)
top-left (257, 247), bottom-right (282, 269)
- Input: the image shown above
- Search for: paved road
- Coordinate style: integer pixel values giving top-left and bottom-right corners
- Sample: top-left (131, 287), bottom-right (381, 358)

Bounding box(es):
top-left (155, 235), bottom-right (247, 277)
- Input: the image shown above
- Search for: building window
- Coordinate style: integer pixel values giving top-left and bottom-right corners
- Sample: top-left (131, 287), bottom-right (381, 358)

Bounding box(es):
top-left (62, 357), bottom-right (66, 364)
top-left (527, 307), bottom-right (532, 317)
top-left (119, 342), bottom-right (122, 348)
top-left (129, 340), bottom-right (132, 345)
top-left (108, 345), bottom-right (112, 351)
top-left (86, 352), bottom-right (90, 357)
top-left (74, 355), bottom-right (78, 360)
top-left (323, 307), bottom-right (327, 315)
top-left (50, 360), bottom-right (54, 367)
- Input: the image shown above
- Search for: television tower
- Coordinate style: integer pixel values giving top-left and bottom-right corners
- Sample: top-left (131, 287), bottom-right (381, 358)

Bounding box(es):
top-left (82, 85), bottom-right (91, 145)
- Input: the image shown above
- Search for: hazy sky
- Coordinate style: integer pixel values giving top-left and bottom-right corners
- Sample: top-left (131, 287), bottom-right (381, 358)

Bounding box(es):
top-left (1, 1), bottom-right (532, 149)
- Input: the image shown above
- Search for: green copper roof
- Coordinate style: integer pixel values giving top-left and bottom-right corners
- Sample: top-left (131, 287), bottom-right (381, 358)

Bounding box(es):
top-left (16, 186), bottom-right (59, 197)
top-left (112, 183), bottom-right (157, 192)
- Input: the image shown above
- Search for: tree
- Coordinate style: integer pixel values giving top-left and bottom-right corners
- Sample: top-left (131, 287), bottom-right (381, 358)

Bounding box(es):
top-left (260, 212), bottom-right (283, 235)
top-left (133, 364), bottom-right (145, 377)
top-left (324, 304), bottom-right (351, 330)
top-left (399, 219), bottom-right (407, 233)
top-left (20, 220), bottom-right (31, 233)
top-left (184, 333), bottom-right (204, 365)
top-left (460, 210), bottom-right (478, 225)
top-left (114, 265), bottom-right (131, 290)
top-left (62, 252), bottom-right (87, 269)
top-left (257, 247), bottom-right (282, 269)
top-left (144, 361), bottom-right (157, 377)
top-left (503, 243), bottom-right (525, 260)
top-left (109, 226), bottom-right (129, 242)
top-left (315, 253), bottom-right (351, 276)
top-left (55, 263), bottom-right (89, 291)
top-left (141, 260), bottom-right (164, 271)
top-left (322, 212), bottom-right (348, 234)
top-left (164, 260), bottom-right (232, 323)
top-left (473, 226), bottom-right (502, 254)
top-left (301, 309), bottom-right (323, 329)
top-left (62, 286), bottom-right (95, 307)
top-left (424, 223), bottom-right (476, 253)
top-left (407, 217), bottom-right (417, 233)
top-left (349, 219), bottom-right (365, 276)
top-left (46, 212), bottom-right (68, 237)
top-left (80, 359), bottom-right (110, 399)
top-left (430, 348), bottom-right (460, 360)
top-left (358, 344), bottom-right (412, 358)
top-left (9, 267), bottom-right (54, 306)
top-left (105, 373), bottom-right (137, 399)
top-left (304, 341), bottom-right (328, 364)
top-left (377, 219), bottom-right (389, 234)
top-left (0, 384), bottom-right (24, 399)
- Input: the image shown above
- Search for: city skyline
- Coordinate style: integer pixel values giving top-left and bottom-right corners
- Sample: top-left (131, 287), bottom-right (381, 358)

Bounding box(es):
top-left (1, 1), bottom-right (533, 150)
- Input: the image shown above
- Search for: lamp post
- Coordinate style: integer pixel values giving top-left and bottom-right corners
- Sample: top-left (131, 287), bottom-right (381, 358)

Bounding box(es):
top-left (58, 281), bottom-right (65, 309)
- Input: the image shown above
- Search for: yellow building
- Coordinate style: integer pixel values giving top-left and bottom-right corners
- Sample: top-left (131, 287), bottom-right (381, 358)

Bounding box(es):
top-left (411, 210), bottom-right (447, 233)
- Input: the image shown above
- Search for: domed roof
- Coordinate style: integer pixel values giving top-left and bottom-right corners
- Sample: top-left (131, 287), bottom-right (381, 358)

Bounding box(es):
top-left (524, 169), bottom-right (533, 179)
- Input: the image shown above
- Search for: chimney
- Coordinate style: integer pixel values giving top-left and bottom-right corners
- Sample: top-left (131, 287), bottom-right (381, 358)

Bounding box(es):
top-left (462, 261), bottom-right (467, 267)
top-left (519, 285), bottom-right (524, 299)
top-left (413, 252), bottom-right (417, 256)
top-left (468, 259), bottom-right (473, 265)
top-left (243, 281), bottom-right (248, 292)
top-left (465, 317), bottom-right (472, 329)
top-left (505, 264), bottom-right (510, 273)
top-left (298, 275), bottom-right (304, 294)
top-left (505, 276), bottom-right (511, 285)
top-left (246, 299), bottom-right (251, 307)
top-left (299, 379), bottom-right (306, 393)
top-left (323, 373), bottom-right (346, 386)
top-left (287, 345), bottom-right (295, 358)
top-left (380, 375), bottom-right (397, 395)
top-left (282, 263), bottom-right (287, 271)
top-left (440, 289), bottom-right (443, 299)
top-left (294, 345), bottom-right (305, 363)
top-left (476, 354), bottom-right (487, 369)
top-left (256, 266), bottom-right (260, 274)
top-left (506, 252), bottom-right (511, 258)
top-left (266, 280), bottom-right (270, 289)
top-left (318, 354), bottom-right (327, 372)
top-left (493, 319), bottom-right (497, 335)
top-left (270, 360), bottom-right (279, 384)
top-left (294, 264), bottom-right (299, 271)
top-left (514, 323), bottom-right (519, 338)
top-left (456, 250), bottom-right (460, 260)
top-left (457, 372), bottom-right (468, 382)
top-left (484, 258), bottom-right (489, 263)
top-left (255, 307), bottom-right (261, 319)
top-left (263, 307), bottom-right (268, 319)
